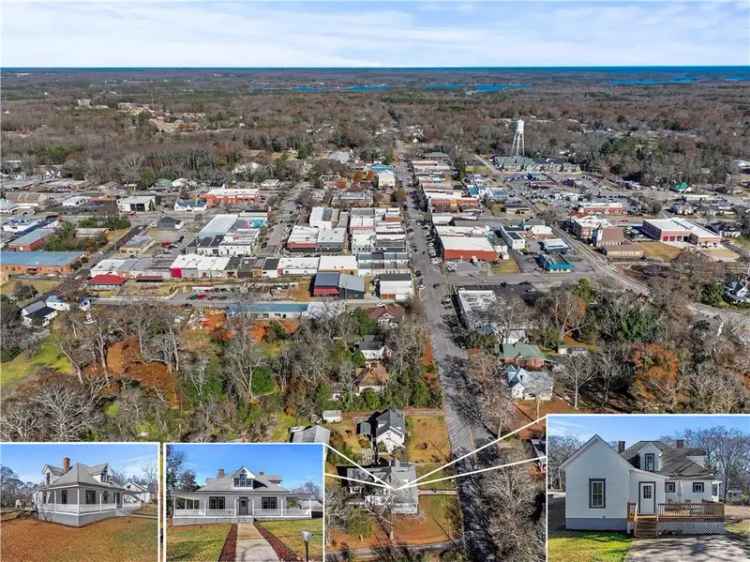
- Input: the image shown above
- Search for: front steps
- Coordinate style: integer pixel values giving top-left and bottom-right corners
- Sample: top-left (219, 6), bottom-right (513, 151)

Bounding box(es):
top-left (635, 518), bottom-right (658, 538)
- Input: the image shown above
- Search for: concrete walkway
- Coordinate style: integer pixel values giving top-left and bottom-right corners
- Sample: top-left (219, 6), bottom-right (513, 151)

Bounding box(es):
top-left (626, 535), bottom-right (749, 562)
top-left (234, 523), bottom-right (279, 562)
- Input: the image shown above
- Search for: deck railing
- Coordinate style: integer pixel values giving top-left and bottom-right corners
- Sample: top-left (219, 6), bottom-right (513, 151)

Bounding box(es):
top-left (658, 503), bottom-right (724, 520)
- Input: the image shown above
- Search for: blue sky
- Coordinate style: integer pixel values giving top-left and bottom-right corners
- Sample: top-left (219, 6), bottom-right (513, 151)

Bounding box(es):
top-left (170, 444), bottom-right (323, 489)
top-left (0, 443), bottom-right (159, 484)
top-left (548, 414), bottom-right (750, 444)
top-left (2, 1), bottom-right (748, 67)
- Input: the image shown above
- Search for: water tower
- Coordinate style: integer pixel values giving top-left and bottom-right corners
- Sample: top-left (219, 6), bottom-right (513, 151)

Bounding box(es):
top-left (511, 119), bottom-right (525, 157)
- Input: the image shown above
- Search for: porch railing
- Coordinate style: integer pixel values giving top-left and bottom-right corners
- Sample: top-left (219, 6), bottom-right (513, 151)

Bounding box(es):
top-left (658, 503), bottom-right (725, 520)
top-left (39, 503), bottom-right (118, 514)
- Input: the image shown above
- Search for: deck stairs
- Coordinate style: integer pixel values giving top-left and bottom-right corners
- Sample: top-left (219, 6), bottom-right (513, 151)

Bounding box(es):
top-left (634, 517), bottom-right (658, 538)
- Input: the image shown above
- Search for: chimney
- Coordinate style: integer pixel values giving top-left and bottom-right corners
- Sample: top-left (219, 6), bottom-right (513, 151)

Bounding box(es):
top-left (259, 471), bottom-right (264, 475)
top-left (63, 457), bottom-right (71, 473)
top-left (617, 441), bottom-right (626, 453)
top-left (217, 469), bottom-right (225, 478)
top-left (676, 439), bottom-right (684, 449)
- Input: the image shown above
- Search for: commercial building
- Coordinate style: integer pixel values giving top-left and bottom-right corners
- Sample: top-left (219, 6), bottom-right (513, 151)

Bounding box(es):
top-left (573, 201), bottom-right (626, 216)
top-left (439, 236), bottom-right (499, 263)
top-left (318, 255), bottom-right (358, 274)
top-left (287, 226), bottom-right (319, 251)
top-left (377, 273), bottom-right (413, 301)
top-left (117, 195), bottom-right (156, 213)
top-left (376, 170), bottom-right (396, 188)
top-left (169, 254), bottom-right (230, 279)
top-left (200, 187), bottom-right (259, 207)
top-left (0, 251), bottom-right (83, 275)
top-left (539, 254), bottom-right (574, 272)
top-left (642, 218), bottom-right (721, 247)
top-left (312, 272), bottom-right (365, 299)
top-left (309, 207), bottom-right (339, 230)
top-left (6, 228), bottom-right (56, 251)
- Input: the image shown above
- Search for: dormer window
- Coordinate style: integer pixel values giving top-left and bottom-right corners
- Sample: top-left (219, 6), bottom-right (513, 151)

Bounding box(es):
top-left (644, 453), bottom-right (655, 472)
top-left (233, 471), bottom-right (252, 488)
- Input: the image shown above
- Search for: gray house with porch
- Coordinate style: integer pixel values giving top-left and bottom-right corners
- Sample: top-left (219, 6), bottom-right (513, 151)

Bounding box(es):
top-left (172, 466), bottom-right (312, 526)
top-left (33, 458), bottom-right (138, 527)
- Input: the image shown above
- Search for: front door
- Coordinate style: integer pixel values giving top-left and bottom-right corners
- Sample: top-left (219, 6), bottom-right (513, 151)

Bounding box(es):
top-left (639, 482), bottom-right (656, 515)
top-left (238, 497), bottom-right (249, 516)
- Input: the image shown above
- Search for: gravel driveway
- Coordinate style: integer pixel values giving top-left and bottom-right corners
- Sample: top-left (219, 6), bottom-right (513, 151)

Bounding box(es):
top-left (626, 534), bottom-right (749, 562)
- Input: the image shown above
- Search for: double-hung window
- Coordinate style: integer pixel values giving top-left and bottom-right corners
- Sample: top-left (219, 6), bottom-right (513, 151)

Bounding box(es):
top-left (209, 496), bottom-right (225, 510)
top-left (693, 482), bottom-right (704, 494)
top-left (589, 479), bottom-right (606, 509)
top-left (85, 490), bottom-right (97, 504)
top-left (262, 497), bottom-right (278, 510)
top-left (665, 481), bottom-right (676, 493)
top-left (644, 453), bottom-right (655, 472)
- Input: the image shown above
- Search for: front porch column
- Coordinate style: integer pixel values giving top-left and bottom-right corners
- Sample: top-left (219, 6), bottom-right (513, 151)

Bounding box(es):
top-left (281, 497), bottom-right (285, 516)
top-left (77, 488), bottom-right (80, 514)
top-left (99, 491), bottom-right (102, 512)
top-left (251, 497), bottom-right (255, 516)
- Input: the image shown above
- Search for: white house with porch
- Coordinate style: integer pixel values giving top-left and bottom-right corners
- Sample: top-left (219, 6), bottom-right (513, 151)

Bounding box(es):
top-left (561, 435), bottom-right (724, 537)
top-left (33, 457), bottom-right (139, 527)
top-left (172, 467), bottom-right (312, 526)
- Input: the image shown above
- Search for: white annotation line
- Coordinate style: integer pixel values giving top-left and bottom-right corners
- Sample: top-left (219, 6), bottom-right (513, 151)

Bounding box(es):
top-left (324, 472), bottom-right (392, 490)
top-left (395, 456), bottom-right (546, 490)
top-left (323, 443), bottom-right (391, 488)
top-left (405, 416), bottom-right (547, 487)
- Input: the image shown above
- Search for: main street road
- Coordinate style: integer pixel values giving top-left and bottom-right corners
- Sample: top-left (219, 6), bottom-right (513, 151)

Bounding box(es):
top-left (404, 182), bottom-right (501, 561)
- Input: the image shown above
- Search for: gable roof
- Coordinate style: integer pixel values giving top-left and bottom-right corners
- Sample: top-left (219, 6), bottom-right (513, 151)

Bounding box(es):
top-left (194, 468), bottom-right (289, 493)
top-left (621, 441), bottom-right (716, 478)
top-left (375, 408), bottom-right (405, 439)
top-left (45, 462), bottom-right (124, 490)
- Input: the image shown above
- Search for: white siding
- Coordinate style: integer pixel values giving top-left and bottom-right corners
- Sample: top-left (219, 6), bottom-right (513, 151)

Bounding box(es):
top-left (564, 439), bottom-right (630, 521)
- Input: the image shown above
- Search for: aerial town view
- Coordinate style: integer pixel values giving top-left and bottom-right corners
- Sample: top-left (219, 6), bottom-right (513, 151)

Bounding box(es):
top-left (0, 1), bottom-right (749, 561)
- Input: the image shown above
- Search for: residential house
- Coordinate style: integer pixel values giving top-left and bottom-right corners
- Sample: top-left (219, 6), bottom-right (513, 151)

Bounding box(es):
top-left (34, 457), bottom-right (134, 527)
top-left (346, 461), bottom-right (418, 514)
top-left (356, 336), bottom-right (388, 363)
top-left (356, 363), bottom-right (390, 395)
top-left (123, 482), bottom-right (152, 504)
top-left (561, 435), bottom-right (724, 536)
top-left (506, 366), bottom-right (554, 400)
top-left (501, 343), bottom-right (546, 370)
top-left (364, 304), bottom-right (405, 330)
top-left (289, 425), bottom-right (331, 446)
top-left (21, 300), bottom-right (58, 328)
top-left (172, 467), bottom-right (312, 525)
top-left (357, 408), bottom-right (406, 453)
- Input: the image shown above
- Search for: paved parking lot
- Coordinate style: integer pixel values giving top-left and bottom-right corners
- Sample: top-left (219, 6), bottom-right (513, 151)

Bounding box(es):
top-left (626, 535), bottom-right (749, 562)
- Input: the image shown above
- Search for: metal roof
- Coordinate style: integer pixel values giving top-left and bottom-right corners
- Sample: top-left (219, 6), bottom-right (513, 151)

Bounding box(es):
top-left (1, 251), bottom-right (83, 266)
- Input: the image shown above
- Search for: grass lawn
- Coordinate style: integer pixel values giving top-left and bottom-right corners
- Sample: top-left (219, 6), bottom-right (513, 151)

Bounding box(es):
top-left (256, 518), bottom-right (324, 561)
top-left (0, 278), bottom-right (61, 299)
top-left (270, 412), bottom-right (308, 442)
top-left (330, 417), bottom-right (368, 459)
top-left (406, 416), bottom-right (452, 464)
top-left (734, 236), bottom-right (750, 250)
top-left (1, 334), bottom-right (73, 390)
top-left (491, 259), bottom-right (521, 274)
top-left (133, 503), bottom-right (158, 516)
top-left (548, 531), bottom-right (633, 562)
top-left (414, 464), bottom-right (457, 490)
top-left (637, 241), bottom-right (682, 262)
top-left (2, 517), bottom-right (157, 562)
top-left (167, 523), bottom-right (231, 562)
top-left (727, 519), bottom-right (750, 536)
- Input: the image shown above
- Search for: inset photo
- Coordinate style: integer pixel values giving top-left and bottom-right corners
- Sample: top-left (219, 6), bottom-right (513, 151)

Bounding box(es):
top-left (166, 442), bottom-right (324, 562)
top-left (547, 414), bottom-right (750, 562)
top-left (0, 441), bottom-right (159, 562)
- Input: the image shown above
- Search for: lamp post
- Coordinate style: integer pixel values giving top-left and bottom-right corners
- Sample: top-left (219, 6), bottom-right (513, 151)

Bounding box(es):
top-left (301, 530), bottom-right (311, 562)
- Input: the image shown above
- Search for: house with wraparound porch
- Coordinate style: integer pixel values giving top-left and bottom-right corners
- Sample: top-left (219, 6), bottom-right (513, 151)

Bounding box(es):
top-left (172, 466), bottom-right (313, 526)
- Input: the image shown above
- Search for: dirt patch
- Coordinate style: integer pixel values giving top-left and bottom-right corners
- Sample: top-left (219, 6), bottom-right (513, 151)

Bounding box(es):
top-left (256, 524), bottom-right (302, 561)
top-left (217, 523), bottom-right (238, 562)
top-left (103, 337), bottom-right (179, 407)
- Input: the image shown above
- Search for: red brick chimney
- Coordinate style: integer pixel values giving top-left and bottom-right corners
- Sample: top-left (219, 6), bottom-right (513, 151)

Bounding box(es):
top-left (217, 469), bottom-right (225, 478)
top-left (676, 439), bottom-right (685, 449)
top-left (617, 441), bottom-right (626, 453)
top-left (63, 457), bottom-right (71, 473)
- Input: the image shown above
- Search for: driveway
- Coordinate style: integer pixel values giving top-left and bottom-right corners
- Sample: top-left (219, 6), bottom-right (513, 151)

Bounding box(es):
top-left (234, 523), bottom-right (279, 562)
top-left (626, 534), bottom-right (749, 562)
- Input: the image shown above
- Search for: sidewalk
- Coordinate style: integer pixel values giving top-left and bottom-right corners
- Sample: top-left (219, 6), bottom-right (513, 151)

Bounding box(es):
top-left (235, 523), bottom-right (280, 562)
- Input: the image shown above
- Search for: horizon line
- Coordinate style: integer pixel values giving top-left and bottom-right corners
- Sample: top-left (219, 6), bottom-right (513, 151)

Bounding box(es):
top-left (2, 64), bottom-right (749, 71)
